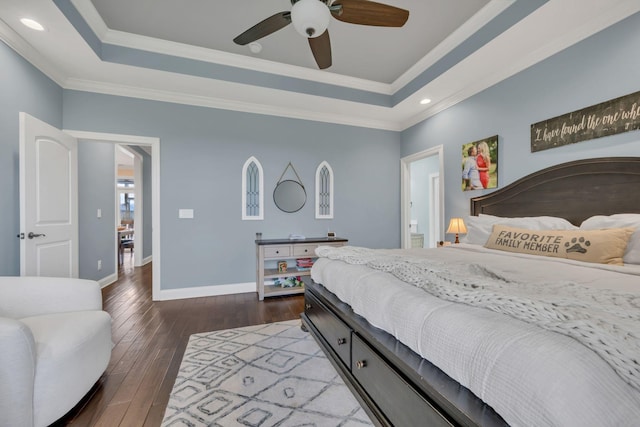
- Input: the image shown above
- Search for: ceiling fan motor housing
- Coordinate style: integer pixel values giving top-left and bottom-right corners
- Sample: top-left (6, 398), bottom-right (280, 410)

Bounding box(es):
top-left (291, 0), bottom-right (331, 38)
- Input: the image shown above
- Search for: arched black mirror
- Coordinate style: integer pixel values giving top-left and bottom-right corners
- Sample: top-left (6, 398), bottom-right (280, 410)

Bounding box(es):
top-left (273, 180), bottom-right (306, 213)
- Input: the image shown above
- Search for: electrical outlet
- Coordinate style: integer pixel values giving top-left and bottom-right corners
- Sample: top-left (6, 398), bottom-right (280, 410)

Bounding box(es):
top-left (98, 260), bottom-right (102, 270)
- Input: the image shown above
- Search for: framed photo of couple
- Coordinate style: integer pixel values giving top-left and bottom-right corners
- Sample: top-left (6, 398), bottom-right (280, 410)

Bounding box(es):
top-left (461, 135), bottom-right (498, 191)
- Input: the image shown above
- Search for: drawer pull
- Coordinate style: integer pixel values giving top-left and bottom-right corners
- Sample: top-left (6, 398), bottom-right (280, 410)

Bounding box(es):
top-left (356, 360), bottom-right (367, 369)
top-left (337, 338), bottom-right (346, 345)
top-left (275, 250), bottom-right (279, 254)
top-left (305, 303), bottom-right (312, 310)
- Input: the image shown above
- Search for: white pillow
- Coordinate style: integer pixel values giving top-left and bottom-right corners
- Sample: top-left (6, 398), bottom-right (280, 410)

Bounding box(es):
top-left (461, 214), bottom-right (577, 245)
top-left (479, 214), bottom-right (577, 230)
top-left (460, 216), bottom-right (498, 245)
top-left (580, 214), bottom-right (640, 265)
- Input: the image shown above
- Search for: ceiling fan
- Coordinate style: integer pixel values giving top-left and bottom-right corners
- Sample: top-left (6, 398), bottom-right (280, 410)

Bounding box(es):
top-left (233, 0), bottom-right (409, 70)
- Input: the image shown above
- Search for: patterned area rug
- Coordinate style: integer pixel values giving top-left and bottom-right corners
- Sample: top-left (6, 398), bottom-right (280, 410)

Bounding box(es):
top-left (161, 319), bottom-right (373, 426)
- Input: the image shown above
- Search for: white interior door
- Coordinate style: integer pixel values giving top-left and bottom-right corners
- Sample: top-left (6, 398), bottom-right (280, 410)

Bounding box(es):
top-left (19, 112), bottom-right (79, 277)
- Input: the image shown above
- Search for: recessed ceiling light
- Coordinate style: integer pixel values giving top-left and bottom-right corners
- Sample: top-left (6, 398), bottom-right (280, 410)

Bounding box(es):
top-left (20, 18), bottom-right (45, 31)
top-left (420, 98), bottom-right (432, 105)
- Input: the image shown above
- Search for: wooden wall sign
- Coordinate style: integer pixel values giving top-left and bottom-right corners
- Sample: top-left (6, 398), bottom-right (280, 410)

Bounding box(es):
top-left (531, 90), bottom-right (640, 152)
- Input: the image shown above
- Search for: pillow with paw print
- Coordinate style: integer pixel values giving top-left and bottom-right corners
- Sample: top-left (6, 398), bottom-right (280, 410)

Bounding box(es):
top-left (484, 225), bottom-right (635, 265)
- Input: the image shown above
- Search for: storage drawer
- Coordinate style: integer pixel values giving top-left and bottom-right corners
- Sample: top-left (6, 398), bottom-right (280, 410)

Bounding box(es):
top-left (305, 292), bottom-right (351, 368)
top-left (264, 245), bottom-right (291, 258)
top-left (293, 244), bottom-right (318, 257)
top-left (352, 334), bottom-right (453, 427)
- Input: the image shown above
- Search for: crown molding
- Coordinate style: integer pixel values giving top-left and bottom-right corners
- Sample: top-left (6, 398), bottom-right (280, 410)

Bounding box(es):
top-left (390, 0), bottom-right (514, 92)
top-left (399, 0), bottom-right (640, 130)
top-left (71, 0), bottom-right (392, 95)
top-left (0, 9), bottom-right (402, 132)
top-left (0, 18), bottom-right (67, 86)
top-left (6, 0), bottom-right (638, 134)
top-left (64, 78), bottom-right (402, 131)
top-left (103, 29), bottom-right (393, 95)
top-left (70, 0), bottom-right (108, 39)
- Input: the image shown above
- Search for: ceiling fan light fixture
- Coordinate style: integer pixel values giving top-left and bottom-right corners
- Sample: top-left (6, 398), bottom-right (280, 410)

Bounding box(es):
top-left (291, 0), bottom-right (331, 38)
top-left (248, 42), bottom-right (262, 54)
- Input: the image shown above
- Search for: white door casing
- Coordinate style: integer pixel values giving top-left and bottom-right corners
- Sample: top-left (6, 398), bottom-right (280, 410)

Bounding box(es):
top-left (429, 173), bottom-right (441, 247)
top-left (19, 112), bottom-right (79, 277)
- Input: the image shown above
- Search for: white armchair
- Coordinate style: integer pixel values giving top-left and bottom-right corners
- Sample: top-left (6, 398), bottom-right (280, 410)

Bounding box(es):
top-left (0, 276), bottom-right (112, 427)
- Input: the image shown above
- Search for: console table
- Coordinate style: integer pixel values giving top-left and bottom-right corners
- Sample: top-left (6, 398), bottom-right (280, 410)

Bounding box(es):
top-left (255, 237), bottom-right (348, 300)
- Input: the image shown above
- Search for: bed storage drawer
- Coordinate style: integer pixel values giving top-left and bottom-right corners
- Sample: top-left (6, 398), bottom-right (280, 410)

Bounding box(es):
top-left (351, 333), bottom-right (453, 427)
top-left (305, 292), bottom-right (351, 368)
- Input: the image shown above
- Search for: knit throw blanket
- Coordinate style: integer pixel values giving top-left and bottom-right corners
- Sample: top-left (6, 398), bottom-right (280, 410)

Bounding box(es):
top-left (316, 246), bottom-right (640, 392)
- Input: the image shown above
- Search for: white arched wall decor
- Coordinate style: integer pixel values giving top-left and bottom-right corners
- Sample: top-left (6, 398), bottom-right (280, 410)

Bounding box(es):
top-left (315, 161), bottom-right (334, 219)
top-left (242, 156), bottom-right (264, 220)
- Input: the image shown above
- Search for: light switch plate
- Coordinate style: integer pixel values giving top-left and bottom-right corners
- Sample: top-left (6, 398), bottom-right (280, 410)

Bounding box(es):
top-left (178, 209), bottom-right (194, 219)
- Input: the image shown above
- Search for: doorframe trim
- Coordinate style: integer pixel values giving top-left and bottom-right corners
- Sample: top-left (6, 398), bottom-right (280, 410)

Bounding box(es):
top-left (428, 172), bottom-right (440, 248)
top-left (64, 130), bottom-right (161, 301)
top-left (400, 145), bottom-right (444, 249)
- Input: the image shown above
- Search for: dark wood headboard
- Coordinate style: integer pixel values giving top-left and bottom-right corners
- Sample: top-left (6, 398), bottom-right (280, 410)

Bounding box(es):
top-left (470, 157), bottom-right (640, 225)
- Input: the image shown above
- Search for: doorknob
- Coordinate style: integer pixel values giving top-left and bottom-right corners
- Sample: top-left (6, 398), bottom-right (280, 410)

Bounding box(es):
top-left (27, 232), bottom-right (46, 239)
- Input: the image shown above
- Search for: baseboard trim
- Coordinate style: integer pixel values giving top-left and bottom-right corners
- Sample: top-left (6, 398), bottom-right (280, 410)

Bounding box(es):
top-left (98, 273), bottom-right (118, 288)
top-left (135, 255), bottom-right (152, 267)
top-left (155, 282), bottom-right (256, 301)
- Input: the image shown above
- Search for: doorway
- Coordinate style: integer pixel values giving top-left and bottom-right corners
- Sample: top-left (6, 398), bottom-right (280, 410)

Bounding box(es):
top-left (65, 129), bottom-right (162, 300)
top-left (400, 146), bottom-right (444, 249)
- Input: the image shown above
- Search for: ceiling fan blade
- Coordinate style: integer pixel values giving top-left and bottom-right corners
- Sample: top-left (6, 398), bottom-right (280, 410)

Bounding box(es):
top-left (332, 0), bottom-right (409, 27)
top-left (233, 11), bottom-right (292, 45)
top-left (308, 30), bottom-right (332, 69)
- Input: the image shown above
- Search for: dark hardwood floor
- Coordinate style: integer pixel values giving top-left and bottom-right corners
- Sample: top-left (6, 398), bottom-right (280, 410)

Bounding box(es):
top-left (53, 261), bottom-right (304, 426)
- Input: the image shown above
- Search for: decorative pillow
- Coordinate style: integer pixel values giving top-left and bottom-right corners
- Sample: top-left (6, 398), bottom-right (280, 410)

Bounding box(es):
top-left (461, 215), bottom-right (577, 246)
top-left (484, 225), bottom-right (635, 265)
top-left (580, 214), bottom-right (640, 265)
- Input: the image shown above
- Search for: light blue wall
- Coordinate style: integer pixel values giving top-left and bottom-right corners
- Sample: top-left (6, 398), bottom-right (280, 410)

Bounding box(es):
top-left (62, 92), bottom-right (401, 290)
top-left (78, 141), bottom-right (116, 280)
top-left (0, 42), bottom-right (63, 276)
top-left (401, 11), bottom-right (640, 226)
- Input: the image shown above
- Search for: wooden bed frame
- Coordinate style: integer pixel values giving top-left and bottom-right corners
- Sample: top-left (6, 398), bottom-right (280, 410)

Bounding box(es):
top-left (301, 157), bottom-right (640, 427)
top-left (470, 157), bottom-right (640, 224)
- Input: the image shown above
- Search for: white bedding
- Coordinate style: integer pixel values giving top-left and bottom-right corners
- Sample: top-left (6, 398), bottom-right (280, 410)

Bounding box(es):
top-left (311, 244), bottom-right (640, 427)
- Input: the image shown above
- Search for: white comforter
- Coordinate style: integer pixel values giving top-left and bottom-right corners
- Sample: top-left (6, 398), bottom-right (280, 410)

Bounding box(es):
top-left (311, 244), bottom-right (640, 427)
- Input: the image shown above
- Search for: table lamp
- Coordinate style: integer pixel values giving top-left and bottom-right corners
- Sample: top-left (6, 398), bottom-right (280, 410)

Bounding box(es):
top-left (446, 218), bottom-right (467, 244)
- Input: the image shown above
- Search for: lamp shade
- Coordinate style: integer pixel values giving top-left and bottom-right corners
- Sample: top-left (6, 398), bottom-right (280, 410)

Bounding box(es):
top-left (446, 218), bottom-right (468, 234)
top-left (291, 0), bottom-right (331, 38)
